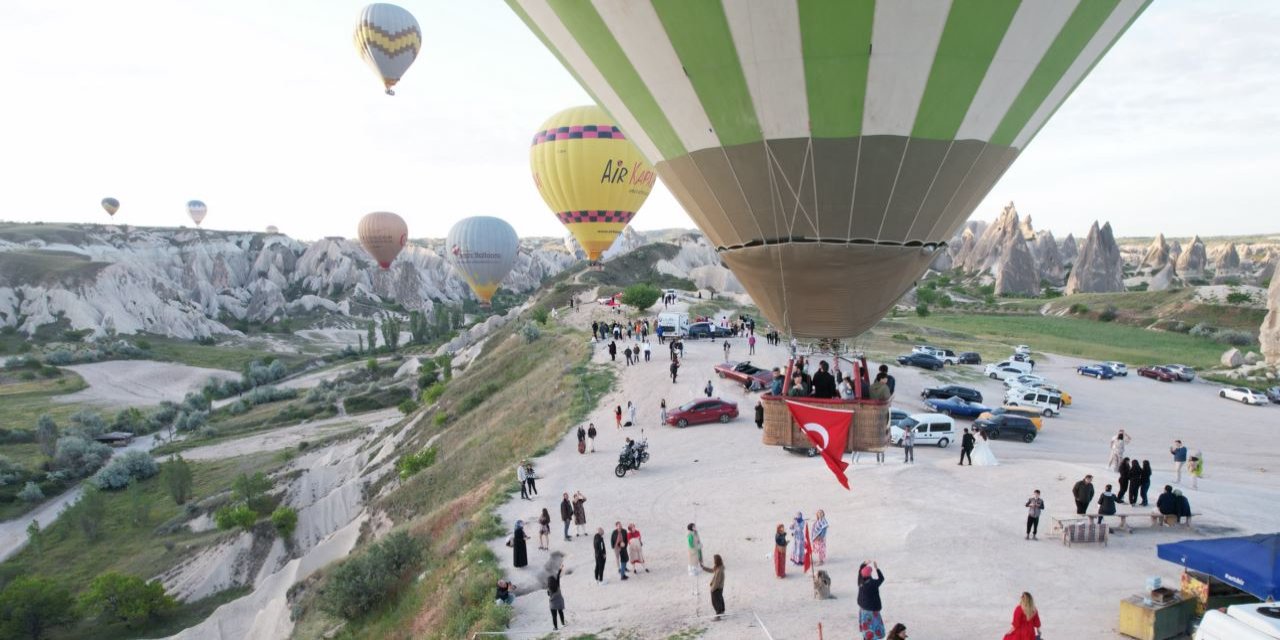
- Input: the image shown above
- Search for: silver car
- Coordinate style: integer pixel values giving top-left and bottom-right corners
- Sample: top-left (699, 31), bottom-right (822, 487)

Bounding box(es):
top-left (1164, 364), bottom-right (1196, 381)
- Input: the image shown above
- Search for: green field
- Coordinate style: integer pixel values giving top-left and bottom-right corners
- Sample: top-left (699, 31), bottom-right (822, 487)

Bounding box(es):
top-left (0, 373), bottom-right (89, 433)
top-left (893, 314), bottom-right (1229, 369)
top-left (140, 336), bottom-right (309, 372)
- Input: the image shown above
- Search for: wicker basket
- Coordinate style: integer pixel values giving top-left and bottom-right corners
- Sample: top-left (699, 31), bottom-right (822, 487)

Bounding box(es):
top-left (760, 395), bottom-right (890, 453)
top-left (761, 394), bottom-right (806, 447)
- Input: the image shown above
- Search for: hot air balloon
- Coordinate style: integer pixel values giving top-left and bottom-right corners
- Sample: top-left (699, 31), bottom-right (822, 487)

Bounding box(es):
top-left (354, 3), bottom-right (422, 95)
top-left (530, 105), bottom-right (655, 261)
top-left (187, 200), bottom-right (207, 227)
top-left (357, 211), bottom-right (408, 269)
top-left (266, 225), bottom-right (279, 234)
top-left (510, 0), bottom-right (1147, 339)
top-left (101, 198), bottom-right (119, 217)
top-left (446, 216), bottom-right (519, 305)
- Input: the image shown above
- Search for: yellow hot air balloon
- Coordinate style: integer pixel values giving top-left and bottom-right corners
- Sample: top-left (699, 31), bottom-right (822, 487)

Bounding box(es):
top-left (530, 105), bottom-right (655, 261)
top-left (357, 211), bottom-right (408, 269)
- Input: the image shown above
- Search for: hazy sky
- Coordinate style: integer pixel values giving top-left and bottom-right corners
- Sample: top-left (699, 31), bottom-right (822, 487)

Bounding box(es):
top-left (0, 1), bottom-right (1275, 241)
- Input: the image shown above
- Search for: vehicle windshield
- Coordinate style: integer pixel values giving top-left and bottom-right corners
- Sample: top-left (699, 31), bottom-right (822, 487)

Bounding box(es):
top-left (898, 417), bottom-right (919, 430)
top-left (678, 401), bottom-right (700, 411)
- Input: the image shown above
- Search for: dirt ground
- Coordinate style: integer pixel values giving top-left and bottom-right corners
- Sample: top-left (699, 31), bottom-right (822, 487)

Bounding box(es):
top-left (57, 360), bottom-right (238, 407)
top-left (490, 298), bottom-right (1280, 639)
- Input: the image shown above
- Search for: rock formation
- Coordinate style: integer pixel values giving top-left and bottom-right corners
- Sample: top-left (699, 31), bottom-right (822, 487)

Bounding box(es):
top-left (1169, 240), bottom-right (1183, 262)
top-left (1149, 263), bottom-right (1178, 292)
top-left (1221, 348), bottom-right (1243, 368)
top-left (1033, 231), bottom-right (1065, 283)
top-left (1064, 221), bottom-right (1125, 295)
top-left (949, 227), bottom-right (979, 271)
top-left (959, 202), bottom-right (1020, 274)
top-left (1139, 233), bottom-right (1171, 272)
top-left (1263, 269), bottom-right (1280, 364)
top-left (1213, 242), bottom-right (1241, 274)
top-left (993, 233), bottom-right (1040, 295)
top-left (1060, 233), bottom-right (1078, 264)
top-left (1176, 235), bottom-right (1207, 277)
top-left (1019, 215), bottom-right (1036, 241)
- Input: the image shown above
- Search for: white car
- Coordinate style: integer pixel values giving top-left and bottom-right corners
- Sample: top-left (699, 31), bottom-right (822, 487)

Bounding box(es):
top-left (985, 366), bottom-right (1025, 381)
top-left (1004, 389), bottom-right (1062, 416)
top-left (1103, 361), bottom-right (1128, 376)
top-left (912, 345), bottom-right (955, 364)
top-left (1220, 387), bottom-right (1267, 405)
top-left (1004, 374), bottom-right (1045, 389)
top-left (1014, 345), bottom-right (1031, 356)
top-left (889, 413), bottom-right (957, 448)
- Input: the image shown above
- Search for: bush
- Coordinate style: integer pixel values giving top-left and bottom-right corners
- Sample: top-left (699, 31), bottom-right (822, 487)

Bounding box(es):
top-left (1225, 291), bottom-right (1253, 305)
top-left (621, 283), bottom-right (662, 310)
top-left (396, 447), bottom-right (437, 480)
top-left (397, 398), bottom-right (419, 415)
top-left (891, 334), bottom-right (909, 342)
top-left (70, 484), bottom-right (108, 541)
top-left (271, 507), bottom-right (298, 539)
top-left (521, 322), bottom-right (541, 343)
top-left (1068, 303), bottom-right (1090, 315)
top-left (1098, 305), bottom-right (1118, 322)
top-left (77, 572), bottom-right (176, 626)
top-left (421, 382), bottom-right (446, 405)
top-left (17, 481), bottom-right (44, 502)
top-left (0, 576), bottom-right (76, 639)
top-left (91, 451), bottom-right (159, 490)
top-left (233, 472), bottom-right (272, 513)
top-left (1188, 323), bottom-right (1216, 338)
top-left (433, 412), bottom-right (448, 427)
top-left (214, 504), bottom-right (258, 531)
top-left (915, 303), bottom-right (930, 317)
top-left (68, 410), bottom-right (106, 438)
top-left (344, 385), bottom-right (412, 414)
top-left (1213, 330), bottom-right (1255, 347)
top-left (530, 306), bottom-right (550, 326)
top-left (321, 531), bottom-right (424, 619)
top-left (52, 436), bottom-right (112, 478)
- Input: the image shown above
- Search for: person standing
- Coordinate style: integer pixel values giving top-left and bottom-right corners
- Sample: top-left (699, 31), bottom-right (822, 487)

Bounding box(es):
top-left (576, 424), bottom-right (586, 455)
top-left (811, 361), bottom-right (837, 398)
top-left (857, 562), bottom-right (887, 639)
top-left (1117, 456), bottom-right (1132, 501)
top-left (1139, 460), bottom-right (1153, 506)
top-left (1108, 430), bottom-right (1132, 471)
top-left (670, 359), bottom-right (680, 384)
top-left (608, 341), bottom-right (617, 362)
top-left (572, 491), bottom-right (587, 537)
top-left (1189, 453), bottom-right (1204, 489)
top-left (610, 522), bottom-right (630, 580)
top-left (643, 341), bottom-right (651, 362)
top-left (1002, 592), bottom-right (1041, 640)
top-left (547, 564), bottom-right (566, 631)
top-left (754, 401), bottom-right (764, 430)
top-left (627, 523), bottom-right (649, 573)
top-left (788, 513), bottom-right (805, 565)
top-left (748, 334), bottom-right (756, 355)
top-left (959, 428), bottom-right (975, 465)
top-left (615, 405), bottom-right (623, 430)
top-left (524, 461), bottom-right (538, 497)
top-left (660, 399), bottom-right (668, 425)
top-left (627, 401), bottom-right (636, 427)
top-left (723, 339), bottom-right (731, 359)
top-left (537, 508), bottom-right (551, 550)
top-left (812, 510), bottom-right (829, 565)
top-left (770, 369), bottom-right (784, 395)
top-left (699, 554), bottom-right (726, 619)
top-left (773, 524), bottom-right (787, 579)
top-left (1097, 484), bottom-right (1118, 524)
top-left (592, 528), bottom-right (608, 584)
top-left (1170, 440), bottom-right (1188, 483)
top-left (517, 462), bottom-right (529, 500)
top-left (877, 364), bottom-right (896, 395)
top-left (512, 520), bottom-right (530, 568)
top-left (704, 380), bottom-right (714, 398)
top-left (902, 426), bottom-right (915, 464)
top-left (1072, 475), bottom-right (1095, 515)
top-left (559, 493), bottom-right (573, 542)
top-left (587, 423), bottom-right (597, 452)
top-left (1126, 459), bottom-right (1143, 505)
top-left (1025, 490), bottom-right (1044, 540)
top-left (687, 523), bottom-right (703, 576)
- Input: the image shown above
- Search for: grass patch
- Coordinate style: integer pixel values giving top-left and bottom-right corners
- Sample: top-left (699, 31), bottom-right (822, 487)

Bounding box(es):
top-left (139, 336), bottom-right (307, 372)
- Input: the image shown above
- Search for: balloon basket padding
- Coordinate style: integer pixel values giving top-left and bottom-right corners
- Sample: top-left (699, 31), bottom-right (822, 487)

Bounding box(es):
top-left (760, 395), bottom-right (889, 453)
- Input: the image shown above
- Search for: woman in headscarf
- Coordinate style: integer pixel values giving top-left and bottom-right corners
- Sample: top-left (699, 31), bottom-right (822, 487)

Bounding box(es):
top-left (512, 520), bottom-right (530, 568)
top-left (1002, 591), bottom-right (1040, 640)
top-left (627, 523), bottom-right (649, 573)
top-left (811, 510), bottom-right (829, 566)
top-left (789, 512), bottom-right (806, 565)
top-left (773, 524), bottom-right (787, 579)
top-left (857, 561), bottom-right (886, 639)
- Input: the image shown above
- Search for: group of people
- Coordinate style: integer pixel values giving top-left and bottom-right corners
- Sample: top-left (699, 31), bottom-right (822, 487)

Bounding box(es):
top-left (604, 339), bottom-right (651, 366)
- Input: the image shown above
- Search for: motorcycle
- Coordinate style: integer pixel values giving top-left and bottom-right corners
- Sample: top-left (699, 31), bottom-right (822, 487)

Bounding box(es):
top-left (615, 437), bottom-right (649, 477)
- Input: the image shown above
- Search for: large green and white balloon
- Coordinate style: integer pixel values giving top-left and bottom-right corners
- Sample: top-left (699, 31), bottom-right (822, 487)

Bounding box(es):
top-left (446, 216), bottom-right (519, 305)
top-left (508, 0), bottom-right (1149, 338)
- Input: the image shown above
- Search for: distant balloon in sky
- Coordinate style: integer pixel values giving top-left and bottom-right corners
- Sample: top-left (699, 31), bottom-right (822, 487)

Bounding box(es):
top-left (266, 225), bottom-right (279, 234)
top-left (101, 198), bottom-right (119, 217)
top-left (510, 1), bottom-right (1150, 338)
top-left (187, 200), bottom-right (207, 227)
top-left (357, 211), bottom-right (408, 269)
top-left (529, 105), bottom-right (655, 261)
top-left (354, 3), bottom-right (422, 96)
top-left (446, 216), bottom-right (519, 305)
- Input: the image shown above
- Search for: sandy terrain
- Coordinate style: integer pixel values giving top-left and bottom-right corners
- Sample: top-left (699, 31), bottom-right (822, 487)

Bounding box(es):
top-left (57, 361), bottom-right (239, 407)
top-left (490, 300), bottom-right (1280, 639)
top-left (179, 409), bottom-right (401, 461)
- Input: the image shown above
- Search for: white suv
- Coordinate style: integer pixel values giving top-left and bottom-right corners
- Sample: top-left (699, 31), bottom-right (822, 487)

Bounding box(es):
top-left (890, 413), bottom-right (957, 448)
top-left (1004, 389), bottom-right (1062, 416)
top-left (1103, 361), bottom-right (1128, 376)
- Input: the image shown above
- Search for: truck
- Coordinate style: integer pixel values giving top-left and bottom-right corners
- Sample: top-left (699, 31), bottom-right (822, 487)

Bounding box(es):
top-left (657, 311), bottom-right (690, 338)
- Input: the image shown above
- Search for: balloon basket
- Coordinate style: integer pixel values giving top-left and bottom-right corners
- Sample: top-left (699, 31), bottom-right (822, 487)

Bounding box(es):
top-left (760, 395), bottom-right (889, 453)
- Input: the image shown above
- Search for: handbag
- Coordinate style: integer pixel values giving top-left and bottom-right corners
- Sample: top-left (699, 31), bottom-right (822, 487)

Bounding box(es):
top-left (505, 535), bottom-right (513, 548)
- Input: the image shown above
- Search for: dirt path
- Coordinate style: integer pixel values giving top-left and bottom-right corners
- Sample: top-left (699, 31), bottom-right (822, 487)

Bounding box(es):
top-left (57, 361), bottom-right (238, 407)
top-left (179, 409), bottom-right (401, 461)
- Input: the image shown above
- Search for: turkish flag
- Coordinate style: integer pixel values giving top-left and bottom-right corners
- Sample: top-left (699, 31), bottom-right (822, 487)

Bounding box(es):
top-left (784, 401), bottom-right (852, 490)
top-left (803, 522), bottom-right (813, 573)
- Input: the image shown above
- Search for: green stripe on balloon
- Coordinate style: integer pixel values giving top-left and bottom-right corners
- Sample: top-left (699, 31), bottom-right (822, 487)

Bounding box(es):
top-left (798, 0), bottom-right (875, 138)
top-left (990, 0), bottom-right (1121, 147)
top-left (651, 0), bottom-right (761, 148)
top-left (547, 0), bottom-right (686, 161)
top-left (912, 0), bottom-right (1021, 141)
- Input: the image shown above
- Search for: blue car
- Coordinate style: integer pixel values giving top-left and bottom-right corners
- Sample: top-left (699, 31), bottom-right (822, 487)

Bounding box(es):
top-left (1076, 364), bottom-right (1115, 380)
top-left (924, 396), bottom-right (992, 419)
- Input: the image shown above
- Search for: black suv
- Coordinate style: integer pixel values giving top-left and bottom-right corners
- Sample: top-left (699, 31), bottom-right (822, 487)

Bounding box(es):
top-left (921, 385), bottom-right (983, 403)
top-left (687, 322), bottom-right (732, 339)
top-left (896, 353), bottom-right (943, 371)
top-left (956, 352), bottom-right (982, 365)
top-left (974, 415), bottom-right (1037, 443)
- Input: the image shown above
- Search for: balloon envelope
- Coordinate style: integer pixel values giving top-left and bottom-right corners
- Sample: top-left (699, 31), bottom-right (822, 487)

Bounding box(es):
top-left (101, 198), bottom-right (119, 216)
top-left (446, 216), bottom-right (519, 304)
top-left (266, 225), bottom-right (279, 234)
top-left (530, 105), bottom-right (654, 261)
top-left (509, 1), bottom-right (1148, 337)
top-left (354, 3), bottom-right (422, 95)
top-left (187, 200), bottom-right (207, 227)
top-left (357, 211), bottom-right (408, 269)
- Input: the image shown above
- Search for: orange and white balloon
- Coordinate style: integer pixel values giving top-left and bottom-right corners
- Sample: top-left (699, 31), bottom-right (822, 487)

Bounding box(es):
top-left (357, 211), bottom-right (408, 269)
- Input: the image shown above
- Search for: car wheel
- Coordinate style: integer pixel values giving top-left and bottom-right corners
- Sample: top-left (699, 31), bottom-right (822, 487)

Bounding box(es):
top-left (989, 430), bottom-right (1000, 440)
top-left (1022, 433), bottom-right (1035, 443)
top-left (677, 418), bottom-right (689, 428)
top-left (1219, 391), bottom-right (1226, 398)
top-left (1043, 409), bottom-right (1052, 417)
top-left (937, 437), bottom-right (949, 448)
top-left (989, 373), bottom-right (998, 379)
top-left (807, 448), bottom-right (818, 458)
top-left (718, 372), bottom-right (726, 378)
top-left (719, 414), bottom-right (730, 423)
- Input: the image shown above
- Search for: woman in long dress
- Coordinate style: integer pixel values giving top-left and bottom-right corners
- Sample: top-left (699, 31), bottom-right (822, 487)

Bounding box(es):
top-left (627, 523), bottom-right (649, 573)
top-left (686, 523), bottom-right (703, 576)
top-left (972, 430), bottom-right (1000, 466)
top-left (773, 524), bottom-right (787, 578)
top-left (1003, 591), bottom-right (1041, 640)
top-left (512, 520), bottom-right (530, 568)
top-left (811, 510), bottom-right (829, 565)
top-left (788, 513), bottom-right (805, 565)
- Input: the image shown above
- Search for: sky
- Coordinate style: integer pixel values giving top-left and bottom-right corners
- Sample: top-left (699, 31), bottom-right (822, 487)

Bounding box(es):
top-left (0, 1), bottom-right (1275, 242)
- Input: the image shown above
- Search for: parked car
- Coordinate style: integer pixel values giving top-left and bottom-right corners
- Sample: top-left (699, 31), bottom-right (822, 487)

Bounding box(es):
top-left (687, 322), bottom-right (732, 339)
top-left (1267, 387), bottom-right (1280, 404)
top-left (1165, 364), bottom-right (1196, 381)
top-left (921, 385), bottom-right (983, 404)
top-left (977, 406), bottom-right (1043, 430)
top-left (1076, 364), bottom-right (1115, 380)
top-left (1014, 345), bottom-right (1031, 356)
top-left (713, 361), bottom-right (773, 389)
top-left (1137, 365), bottom-right (1177, 382)
top-left (889, 413), bottom-right (956, 448)
top-left (665, 398), bottom-right (739, 427)
top-left (1219, 387), bottom-right (1267, 406)
top-left (1103, 361), bottom-right (1129, 376)
top-left (1019, 382), bottom-right (1072, 406)
top-left (956, 351), bottom-right (982, 365)
top-left (1195, 603), bottom-right (1280, 640)
top-left (896, 353), bottom-right (943, 371)
top-left (986, 366), bottom-right (1026, 382)
top-left (1004, 374), bottom-right (1045, 389)
top-left (924, 396), bottom-right (991, 419)
top-left (974, 414), bottom-right (1038, 443)
top-left (1004, 388), bottom-right (1062, 416)
top-left (987, 360), bottom-right (1033, 375)
top-left (889, 408), bottom-right (912, 428)
top-left (911, 345), bottom-right (944, 358)
top-left (1010, 353), bottom-right (1037, 367)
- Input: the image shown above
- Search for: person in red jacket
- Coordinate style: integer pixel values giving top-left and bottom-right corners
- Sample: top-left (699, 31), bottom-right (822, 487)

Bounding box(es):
top-left (1003, 591), bottom-right (1041, 640)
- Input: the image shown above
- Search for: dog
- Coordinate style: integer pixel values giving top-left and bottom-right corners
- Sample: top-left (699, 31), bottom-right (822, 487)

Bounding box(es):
top-left (812, 569), bottom-right (833, 599)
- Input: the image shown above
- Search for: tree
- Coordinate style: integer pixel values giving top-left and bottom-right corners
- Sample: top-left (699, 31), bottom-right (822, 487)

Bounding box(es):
top-left (915, 303), bottom-right (930, 317)
top-left (77, 573), bottom-right (175, 627)
top-left (0, 575), bottom-right (75, 639)
top-left (408, 310), bottom-right (430, 345)
top-left (233, 472), bottom-right (271, 513)
top-left (34, 415), bottom-right (57, 458)
top-left (366, 321), bottom-right (377, 354)
top-left (161, 456), bottom-right (193, 505)
top-left (71, 484), bottom-right (107, 542)
top-left (621, 283), bottom-right (661, 311)
top-left (379, 313), bottom-right (402, 352)
top-left (128, 481), bottom-right (151, 527)
top-left (271, 507), bottom-right (298, 540)
top-left (17, 482), bottom-right (43, 503)
top-left (214, 504), bottom-right (257, 531)
top-left (25, 520), bottom-right (42, 559)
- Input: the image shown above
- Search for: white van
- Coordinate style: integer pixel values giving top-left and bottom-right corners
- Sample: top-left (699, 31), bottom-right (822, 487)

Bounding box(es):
top-left (656, 311), bottom-right (690, 337)
top-left (889, 413), bottom-right (956, 448)
top-left (1196, 604), bottom-right (1280, 640)
top-left (1004, 388), bottom-right (1062, 416)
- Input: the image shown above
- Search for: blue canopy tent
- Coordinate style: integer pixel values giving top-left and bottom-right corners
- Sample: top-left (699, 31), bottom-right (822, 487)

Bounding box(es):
top-left (1157, 533), bottom-right (1280, 601)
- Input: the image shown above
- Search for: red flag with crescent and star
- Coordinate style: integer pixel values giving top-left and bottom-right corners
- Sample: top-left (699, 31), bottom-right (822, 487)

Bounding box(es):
top-left (784, 400), bottom-right (852, 490)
